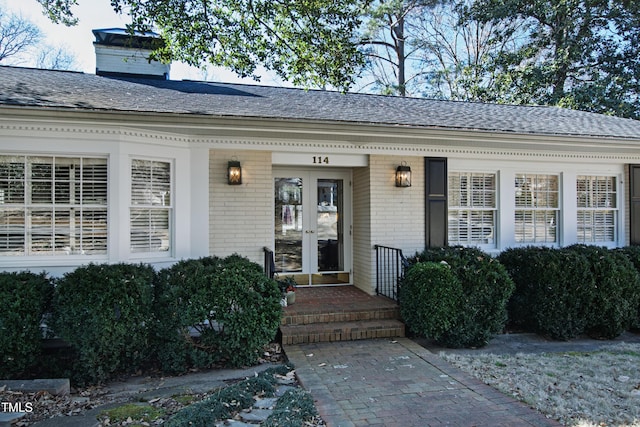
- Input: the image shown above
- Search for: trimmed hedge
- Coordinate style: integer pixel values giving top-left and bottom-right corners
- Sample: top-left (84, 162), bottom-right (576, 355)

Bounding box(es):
top-left (567, 245), bottom-right (640, 339)
top-left (399, 262), bottom-right (462, 343)
top-left (406, 247), bottom-right (515, 348)
top-left (499, 245), bottom-right (640, 340)
top-left (0, 272), bottom-right (53, 378)
top-left (52, 263), bottom-right (156, 385)
top-left (154, 255), bottom-right (282, 372)
top-left (617, 246), bottom-right (640, 330)
top-left (498, 246), bottom-right (593, 340)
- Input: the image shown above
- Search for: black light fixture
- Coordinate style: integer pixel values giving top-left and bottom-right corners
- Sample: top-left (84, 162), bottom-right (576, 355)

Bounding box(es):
top-left (227, 160), bottom-right (242, 185)
top-left (395, 161), bottom-right (411, 187)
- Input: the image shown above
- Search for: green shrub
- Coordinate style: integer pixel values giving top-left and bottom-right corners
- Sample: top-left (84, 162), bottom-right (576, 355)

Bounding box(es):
top-left (154, 255), bottom-right (282, 372)
top-left (617, 246), bottom-right (640, 329)
top-left (399, 262), bottom-right (462, 342)
top-left (407, 246), bottom-right (515, 348)
top-left (498, 246), bottom-right (594, 340)
top-left (263, 388), bottom-right (319, 427)
top-left (165, 365), bottom-right (284, 427)
top-left (51, 263), bottom-right (156, 385)
top-left (0, 272), bottom-right (53, 378)
top-left (567, 245), bottom-right (640, 339)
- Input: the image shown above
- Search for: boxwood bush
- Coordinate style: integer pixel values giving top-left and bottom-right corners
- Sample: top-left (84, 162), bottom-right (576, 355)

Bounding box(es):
top-left (498, 246), bottom-right (594, 340)
top-left (51, 263), bottom-right (156, 385)
top-left (501, 245), bottom-right (640, 340)
top-left (566, 245), bottom-right (640, 339)
top-left (154, 255), bottom-right (282, 372)
top-left (617, 246), bottom-right (640, 330)
top-left (399, 262), bottom-right (462, 342)
top-left (406, 246), bottom-right (515, 348)
top-left (0, 272), bottom-right (53, 379)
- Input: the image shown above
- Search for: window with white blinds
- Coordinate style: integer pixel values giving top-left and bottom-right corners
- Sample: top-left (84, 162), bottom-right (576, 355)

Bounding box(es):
top-left (577, 175), bottom-right (617, 243)
top-left (130, 159), bottom-right (171, 253)
top-left (448, 172), bottom-right (496, 246)
top-left (515, 174), bottom-right (559, 243)
top-left (0, 155), bottom-right (108, 255)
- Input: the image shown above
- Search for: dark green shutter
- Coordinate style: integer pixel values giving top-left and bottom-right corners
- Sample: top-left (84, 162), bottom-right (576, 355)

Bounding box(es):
top-left (425, 157), bottom-right (447, 247)
top-left (630, 165), bottom-right (640, 245)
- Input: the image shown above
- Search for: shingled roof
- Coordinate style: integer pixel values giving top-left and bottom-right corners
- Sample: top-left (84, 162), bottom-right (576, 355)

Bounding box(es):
top-left (2, 65), bottom-right (640, 140)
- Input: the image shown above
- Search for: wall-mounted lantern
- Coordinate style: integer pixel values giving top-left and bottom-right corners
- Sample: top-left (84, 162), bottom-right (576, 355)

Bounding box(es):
top-left (227, 160), bottom-right (242, 185)
top-left (395, 162), bottom-right (411, 187)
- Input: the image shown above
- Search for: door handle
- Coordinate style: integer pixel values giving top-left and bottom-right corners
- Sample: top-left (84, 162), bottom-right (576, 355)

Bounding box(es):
top-left (305, 230), bottom-right (315, 234)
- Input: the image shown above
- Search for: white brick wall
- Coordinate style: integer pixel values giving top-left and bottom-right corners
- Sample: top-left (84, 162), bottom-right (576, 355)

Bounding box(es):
top-left (352, 166), bottom-right (372, 293)
top-left (209, 150), bottom-right (272, 265)
top-left (352, 155), bottom-right (425, 294)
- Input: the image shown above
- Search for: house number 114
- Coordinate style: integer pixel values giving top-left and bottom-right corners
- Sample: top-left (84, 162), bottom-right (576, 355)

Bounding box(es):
top-left (313, 156), bottom-right (329, 164)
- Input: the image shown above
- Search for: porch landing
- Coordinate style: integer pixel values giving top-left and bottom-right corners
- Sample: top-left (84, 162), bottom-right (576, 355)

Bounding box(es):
top-left (280, 286), bottom-right (405, 345)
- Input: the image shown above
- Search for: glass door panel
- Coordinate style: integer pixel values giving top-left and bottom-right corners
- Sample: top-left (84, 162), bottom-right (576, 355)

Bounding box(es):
top-left (317, 179), bottom-right (343, 272)
top-left (274, 170), bottom-right (351, 286)
top-left (274, 177), bottom-right (303, 273)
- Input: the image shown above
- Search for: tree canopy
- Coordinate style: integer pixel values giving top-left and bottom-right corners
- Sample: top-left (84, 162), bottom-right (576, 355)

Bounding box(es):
top-left (35, 0), bottom-right (640, 118)
top-left (0, 7), bottom-right (41, 63)
top-left (0, 4), bottom-right (77, 70)
top-left (36, 0), bottom-right (369, 92)
top-left (466, 0), bottom-right (640, 118)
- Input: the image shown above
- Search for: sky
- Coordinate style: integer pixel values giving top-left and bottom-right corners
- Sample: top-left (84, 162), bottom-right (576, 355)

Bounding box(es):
top-left (3, 0), bottom-right (288, 85)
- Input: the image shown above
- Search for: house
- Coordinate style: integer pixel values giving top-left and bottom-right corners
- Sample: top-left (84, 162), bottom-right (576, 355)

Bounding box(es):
top-left (2, 29), bottom-right (640, 296)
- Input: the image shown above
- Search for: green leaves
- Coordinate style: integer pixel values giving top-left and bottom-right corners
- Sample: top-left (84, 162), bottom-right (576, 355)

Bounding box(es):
top-left (37, 0), bottom-right (368, 92)
top-left (405, 246), bottom-right (515, 348)
top-left (467, 0), bottom-right (640, 118)
top-left (0, 272), bottom-right (53, 378)
top-left (52, 263), bottom-right (156, 385)
top-left (155, 255), bottom-right (282, 370)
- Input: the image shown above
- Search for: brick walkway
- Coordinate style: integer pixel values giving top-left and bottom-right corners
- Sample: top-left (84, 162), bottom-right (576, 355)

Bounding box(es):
top-left (285, 338), bottom-right (559, 427)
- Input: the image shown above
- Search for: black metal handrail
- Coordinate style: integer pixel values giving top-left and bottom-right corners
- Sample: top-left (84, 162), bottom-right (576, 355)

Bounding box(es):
top-left (263, 247), bottom-right (275, 279)
top-left (374, 245), bottom-right (409, 302)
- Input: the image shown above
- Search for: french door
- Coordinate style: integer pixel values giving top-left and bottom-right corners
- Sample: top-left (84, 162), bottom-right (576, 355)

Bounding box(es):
top-left (274, 168), bottom-right (351, 285)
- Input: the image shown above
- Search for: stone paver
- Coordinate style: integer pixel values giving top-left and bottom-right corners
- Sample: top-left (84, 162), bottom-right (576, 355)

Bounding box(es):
top-left (285, 338), bottom-right (560, 427)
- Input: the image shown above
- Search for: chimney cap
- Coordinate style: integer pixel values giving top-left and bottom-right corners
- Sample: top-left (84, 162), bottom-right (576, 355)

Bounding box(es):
top-left (92, 28), bottom-right (164, 50)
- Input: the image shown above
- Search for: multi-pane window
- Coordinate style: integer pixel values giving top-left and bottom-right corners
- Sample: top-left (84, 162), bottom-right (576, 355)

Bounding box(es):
top-left (130, 159), bottom-right (171, 253)
top-left (0, 155), bottom-right (107, 256)
top-left (577, 175), bottom-right (616, 243)
top-left (448, 172), bottom-right (496, 246)
top-left (514, 174), bottom-right (559, 243)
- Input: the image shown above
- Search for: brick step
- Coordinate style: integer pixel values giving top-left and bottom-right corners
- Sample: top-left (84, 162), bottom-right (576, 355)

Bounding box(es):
top-left (280, 319), bottom-right (405, 345)
top-left (281, 307), bottom-right (401, 326)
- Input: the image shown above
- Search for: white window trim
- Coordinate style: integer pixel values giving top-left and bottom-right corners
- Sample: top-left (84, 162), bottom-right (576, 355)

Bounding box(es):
top-left (0, 154), bottom-right (109, 258)
top-left (128, 157), bottom-right (174, 258)
top-left (447, 171), bottom-right (498, 249)
top-left (513, 173), bottom-right (560, 245)
top-left (449, 160), bottom-right (624, 252)
top-left (575, 174), bottom-right (619, 246)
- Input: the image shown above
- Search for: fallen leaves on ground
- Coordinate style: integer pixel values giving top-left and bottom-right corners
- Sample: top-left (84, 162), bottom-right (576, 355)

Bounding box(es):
top-left (441, 343), bottom-right (640, 426)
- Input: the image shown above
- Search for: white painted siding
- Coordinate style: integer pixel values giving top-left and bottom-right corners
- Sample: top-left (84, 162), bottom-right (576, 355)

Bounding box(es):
top-left (94, 44), bottom-right (170, 78)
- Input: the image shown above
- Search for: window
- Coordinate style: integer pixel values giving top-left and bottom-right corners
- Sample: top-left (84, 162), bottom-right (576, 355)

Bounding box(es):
top-left (577, 175), bottom-right (616, 243)
top-left (448, 172), bottom-right (496, 246)
top-left (515, 174), bottom-right (559, 243)
top-left (130, 159), bottom-right (171, 253)
top-left (0, 155), bottom-right (107, 256)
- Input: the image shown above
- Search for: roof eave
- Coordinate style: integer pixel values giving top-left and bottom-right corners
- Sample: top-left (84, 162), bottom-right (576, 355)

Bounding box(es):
top-left (1, 104), bottom-right (640, 153)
